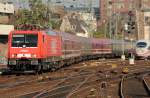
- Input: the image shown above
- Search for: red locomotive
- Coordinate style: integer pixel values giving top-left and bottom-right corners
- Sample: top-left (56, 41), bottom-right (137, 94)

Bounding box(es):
top-left (7, 29), bottom-right (133, 71)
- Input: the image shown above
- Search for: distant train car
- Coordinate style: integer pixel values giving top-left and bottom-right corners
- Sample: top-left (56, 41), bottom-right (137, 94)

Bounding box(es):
top-left (112, 40), bottom-right (135, 57)
top-left (135, 40), bottom-right (150, 59)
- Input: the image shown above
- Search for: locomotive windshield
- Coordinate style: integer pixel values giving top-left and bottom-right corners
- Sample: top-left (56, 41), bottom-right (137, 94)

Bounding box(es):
top-left (136, 42), bottom-right (147, 48)
top-left (12, 34), bottom-right (38, 47)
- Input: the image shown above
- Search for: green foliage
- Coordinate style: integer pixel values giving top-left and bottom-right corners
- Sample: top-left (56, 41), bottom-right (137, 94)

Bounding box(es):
top-left (28, 0), bottom-right (47, 26)
top-left (15, 9), bottom-right (31, 25)
top-left (92, 25), bottom-right (106, 38)
top-left (15, 0), bottom-right (60, 29)
top-left (49, 19), bottom-right (62, 29)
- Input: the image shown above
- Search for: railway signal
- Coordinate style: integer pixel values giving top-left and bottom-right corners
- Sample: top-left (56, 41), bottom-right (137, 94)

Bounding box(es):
top-left (126, 11), bottom-right (136, 34)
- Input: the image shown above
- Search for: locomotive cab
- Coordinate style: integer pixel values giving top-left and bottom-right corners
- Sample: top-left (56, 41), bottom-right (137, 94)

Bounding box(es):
top-left (135, 40), bottom-right (150, 59)
top-left (7, 30), bottom-right (62, 71)
top-left (8, 31), bottom-right (42, 71)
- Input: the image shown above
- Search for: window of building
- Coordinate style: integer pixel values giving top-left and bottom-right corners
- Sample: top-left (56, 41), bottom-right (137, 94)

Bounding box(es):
top-left (116, 3), bottom-right (124, 9)
top-left (71, 25), bottom-right (76, 29)
top-left (70, 5), bottom-right (74, 8)
top-left (145, 16), bottom-right (150, 26)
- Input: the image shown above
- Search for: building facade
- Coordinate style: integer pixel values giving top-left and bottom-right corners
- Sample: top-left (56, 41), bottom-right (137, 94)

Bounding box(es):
top-left (110, 0), bottom-right (141, 13)
top-left (135, 0), bottom-right (150, 40)
top-left (99, 0), bottom-right (141, 24)
top-left (0, 2), bottom-right (14, 24)
top-left (99, 0), bottom-right (144, 40)
top-left (98, 0), bottom-right (107, 26)
top-left (60, 13), bottom-right (90, 37)
top-left (141, 0), bottom-right (150, 9)
top-left (0, 1), bottom-right (14, 64)
top-left (0, 2), bottom-right (14, 35)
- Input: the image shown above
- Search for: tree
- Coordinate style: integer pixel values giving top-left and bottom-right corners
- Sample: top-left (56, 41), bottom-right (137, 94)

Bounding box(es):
top-left (92, 25), bottom-right (107, 38)
top-left (15, 0), bottom-right (54, 29)
top-left (28, 0), bottom-right (48, 26)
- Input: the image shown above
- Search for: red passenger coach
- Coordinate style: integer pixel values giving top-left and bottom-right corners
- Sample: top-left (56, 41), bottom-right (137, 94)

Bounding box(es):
top-left (92, 39), bottom-right (112, 55)
top-left (8, 30), bottom-right (62, 71)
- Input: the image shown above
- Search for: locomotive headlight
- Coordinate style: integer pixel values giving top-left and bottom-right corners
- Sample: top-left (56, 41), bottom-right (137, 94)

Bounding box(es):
top-left (12, 54), bottom-right (14, 57)
top-left (31, 60), bottom-right (38, 65)
top-left (12, 54), bottom-right (17, 58)
top-left (14, 54), bottom-right (17, 57)
top-left (31, 54), bottom-right (36, 58)
top-left (9, 60), bottom-right (16, 65)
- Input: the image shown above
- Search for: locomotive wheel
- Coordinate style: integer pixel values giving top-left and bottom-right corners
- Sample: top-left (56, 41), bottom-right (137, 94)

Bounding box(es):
top-left (51, 67), bottom-right (56, 72)
top-left (36, 65), bottom-right (42, 73)
top-left (22, 65), bottom-right (26, 71)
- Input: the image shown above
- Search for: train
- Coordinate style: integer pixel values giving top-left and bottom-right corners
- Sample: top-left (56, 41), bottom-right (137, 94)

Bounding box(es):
top-left (7, 29), bottom-right (135, 71)
top-left (135, 40), bottom-right (150, 59)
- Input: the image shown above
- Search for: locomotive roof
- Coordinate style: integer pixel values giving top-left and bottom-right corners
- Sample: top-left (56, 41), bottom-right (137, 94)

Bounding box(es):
top-left (10, 30), bottom-right (60, 36)
top-left (46, 30), bottom-right (59, 36)
top-left (11, 30), bottom-right (40, 34)
top-left (136, 40), bottom-right (150, 44)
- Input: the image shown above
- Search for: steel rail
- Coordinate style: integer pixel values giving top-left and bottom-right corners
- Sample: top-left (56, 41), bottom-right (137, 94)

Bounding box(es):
top-left (17, 68), bottom-right (94, 98)
top-left (143, 75), bottom-right (150, 93)
top-left (66, 74), bottom-right (95, 98)
top-left (120, 73), bottom-right (150, 98)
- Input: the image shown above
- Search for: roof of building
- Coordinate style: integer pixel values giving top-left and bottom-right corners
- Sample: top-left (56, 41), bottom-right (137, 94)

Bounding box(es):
top-left (67, 14), bottom-right (89, 34)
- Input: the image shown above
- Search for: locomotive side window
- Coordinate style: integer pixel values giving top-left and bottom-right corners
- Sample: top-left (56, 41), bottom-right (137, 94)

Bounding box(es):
top-left (12, 34), bottom-right (38, 47)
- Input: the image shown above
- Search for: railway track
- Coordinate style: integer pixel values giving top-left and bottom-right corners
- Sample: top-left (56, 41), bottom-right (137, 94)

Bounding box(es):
top-left (5, 68), bottom-right (96, 97)
top-left (30, 65), bottom-right (150, 98)
top-left (0, 64), bottom-right (92, 89)
top-left (21, 75), bottom-right (103, 98)
top-left (0, 59), bottom-right (150, 97)
top-left (17, 69), bottom-right (97, 98)
top-left (19, 65), bottom-right (126, 98)
top-left (0, 68), bottom-right (88, 96)
top-left (27, 61), bottom-right (150, 98)
top-left (0, 59), bottom-right (118, 90)
top-left (120, 74), bottom-right (150, 98)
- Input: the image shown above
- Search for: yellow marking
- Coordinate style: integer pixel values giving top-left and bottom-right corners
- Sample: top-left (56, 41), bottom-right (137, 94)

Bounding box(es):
top-left (122, 67), bottom-right (129, 73)
top-left (111, 64), bottom-right (117, 68)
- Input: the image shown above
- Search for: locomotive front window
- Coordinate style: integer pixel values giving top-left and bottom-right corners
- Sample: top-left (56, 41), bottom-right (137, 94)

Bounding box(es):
top-left (136, 42), bottom-right (147, 48)
top-left (12, 34), bottom-right (38, 47)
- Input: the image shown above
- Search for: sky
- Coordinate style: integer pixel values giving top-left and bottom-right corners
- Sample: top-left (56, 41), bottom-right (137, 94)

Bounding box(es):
top-left (3, 0), bottom-right (99, 8)
top-left (46, 0), bottom-right (99, 7)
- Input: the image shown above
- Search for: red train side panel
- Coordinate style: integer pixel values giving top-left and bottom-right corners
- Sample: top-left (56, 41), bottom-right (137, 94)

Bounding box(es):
top-left (44, 33), bottom-right (62, 57)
